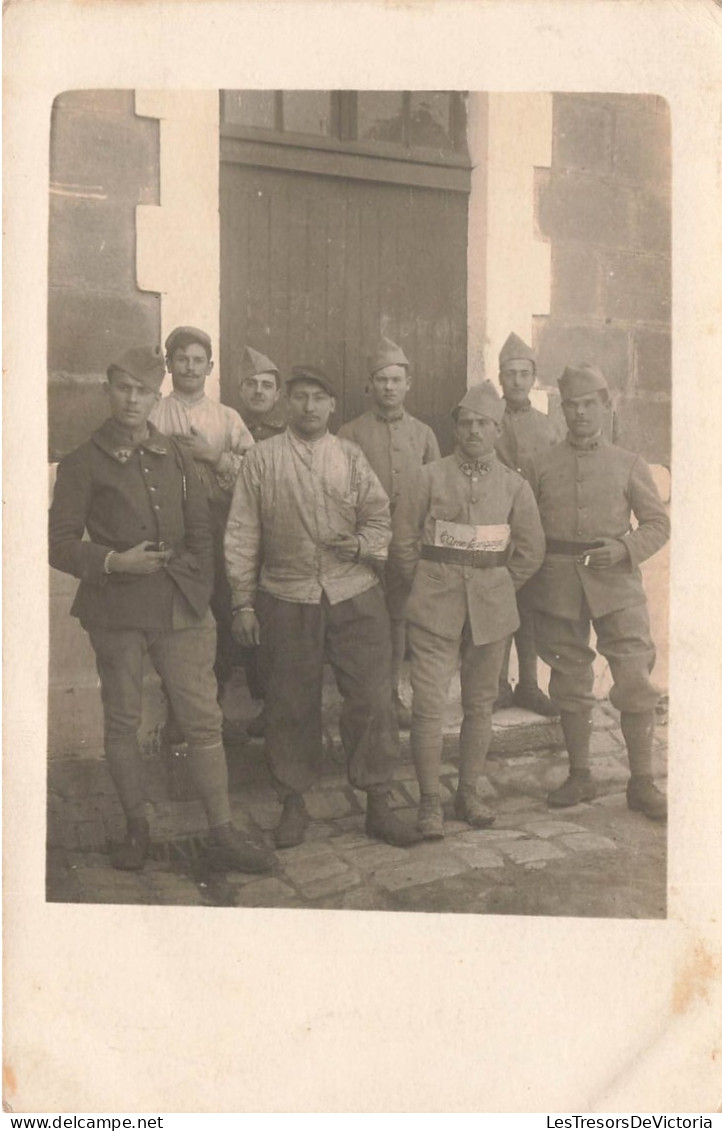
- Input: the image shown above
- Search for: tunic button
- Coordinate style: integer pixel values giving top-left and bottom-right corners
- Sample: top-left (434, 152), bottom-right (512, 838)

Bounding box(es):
top-left (471, 497), bottom-right (478, 504)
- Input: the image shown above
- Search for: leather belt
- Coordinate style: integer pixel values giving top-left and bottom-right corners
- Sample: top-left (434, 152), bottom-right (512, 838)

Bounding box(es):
top-left (421, 545), bottom-right (507, 568)
top-left (545, 539), bottom-right (605, 556)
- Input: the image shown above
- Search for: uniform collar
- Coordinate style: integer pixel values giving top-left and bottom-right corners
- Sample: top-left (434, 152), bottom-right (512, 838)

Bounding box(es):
top-left (455, 448), bottom-right (496, 477)
top-left (242, 404), bottom-right (287, 430)
top-left (504, 399), bottom-right (532, 415)
top-left (92, 418), bottom-right (170, 462)
top-left (373, 408), bottom-right (406, 424)
top-left (567, 430), bottom-right (606, 451)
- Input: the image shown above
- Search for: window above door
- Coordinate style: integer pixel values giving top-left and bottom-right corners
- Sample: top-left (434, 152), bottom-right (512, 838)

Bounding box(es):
top-left (220, 91), bottom-right (471, 192)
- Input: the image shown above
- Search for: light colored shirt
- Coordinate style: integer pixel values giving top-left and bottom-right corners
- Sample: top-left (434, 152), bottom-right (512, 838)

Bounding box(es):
top-left (337, 410), bottom-right (440, 513)
top-left (150, 391), bottom-right (254, 501)
top-left (225, 429), bottom-right (391, 607)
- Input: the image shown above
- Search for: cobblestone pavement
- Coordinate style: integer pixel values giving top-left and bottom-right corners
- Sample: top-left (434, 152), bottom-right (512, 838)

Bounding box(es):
top-left (47, 702), bottom-right (668, 919)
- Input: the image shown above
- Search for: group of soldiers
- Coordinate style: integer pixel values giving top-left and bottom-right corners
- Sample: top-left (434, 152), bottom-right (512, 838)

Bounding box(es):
top-left (49, 324), bottom-right (670, 875)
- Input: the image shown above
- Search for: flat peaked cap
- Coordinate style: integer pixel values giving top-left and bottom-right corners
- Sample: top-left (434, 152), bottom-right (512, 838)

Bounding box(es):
top-left (241, 345), bottom-right (279, 380)
top-left (558, 363), bottom-right (609, 400)
top-left (164, 325), bottom-right (213, 358)
top-left (499, 332), bottom-right (536, 368)
top-left (454, 380), bottom-right (505, 425)
top-left (368, 336), bottom-right (410, 375)
top-left (287, 365), bottom-right (337, 398)
top-left (107, 345), bottom-right (166, 393)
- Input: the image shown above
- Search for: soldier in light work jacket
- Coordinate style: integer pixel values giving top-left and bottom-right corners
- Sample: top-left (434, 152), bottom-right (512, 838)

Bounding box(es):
top-left (526, 363), bottom-right (670, 820)
top-left (391, 381), bottom-right (545, 838)
top-left (493, 332), bottom-right (564, 717)
top-left (338, 336), bottom-right (440, 728)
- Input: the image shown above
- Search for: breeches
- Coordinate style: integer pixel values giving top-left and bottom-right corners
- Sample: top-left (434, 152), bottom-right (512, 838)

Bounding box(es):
top-left (257, 586), bottom-right (398, 795)
top-left (89, 613), bottom-right (223, 753)
top-left (533, 600), bottom-right (659, 714)
top-left (408, 621), bottom-right (508, 766)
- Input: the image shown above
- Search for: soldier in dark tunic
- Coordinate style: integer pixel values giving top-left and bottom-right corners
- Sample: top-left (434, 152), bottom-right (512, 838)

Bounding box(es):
top-left (49, 344), bottom-right (275, 873)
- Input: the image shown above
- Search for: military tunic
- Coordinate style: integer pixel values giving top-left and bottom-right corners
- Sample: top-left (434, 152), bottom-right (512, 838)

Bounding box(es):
top-left (391, 452), bottom-right (545, 772)
top-left (49, 418), bottom-right (222, 813)
top-left (526, 434), bottom-right (670, 714)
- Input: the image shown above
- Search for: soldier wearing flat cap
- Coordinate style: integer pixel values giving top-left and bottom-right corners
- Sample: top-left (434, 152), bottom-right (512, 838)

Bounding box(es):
top-left (493, 332), bottom-right (563, 717)
top-left (236, 345), bottom-right (288, 444)
top-left (526, 363), bottom-right (670, 820)
top-left (49, 345), bottom-right (275, 875)
top-left (151, 326), bottom-right (254, 733)
top-left (391, 381), bottom-right (545, 838)
top-left (338, 336), bottom-right (441, 728)
top-left (224, 364), bottom-right (422, 850)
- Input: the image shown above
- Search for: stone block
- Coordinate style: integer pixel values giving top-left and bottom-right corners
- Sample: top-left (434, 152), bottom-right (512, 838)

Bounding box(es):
top-left (613, 105), bottom-right (671, 186)
top-left (537, 323), bottom-right (631, 395)
top-left (522, 820), bottom-right (587, 839)
top-left (373, 854), bottom-right (469, 892)
top-left (500, 839), bottom-right (566, 866)
top-left (554, 96), bottom-right (613, 175)
top-left (450, 845), bottom-right (505, 870)
top-left (299, 870), bottom-right (363, 901)
top-left (282, 854), bottom-right (350, 886)
top-left (590, 729), bottom-right (624, 756)
top-left (634, 330), bottom-right (671, 395)
top-left (551, 245), bottom-right (601, 319)
top-left (304, 789), bottom-right (355, 822)
top-left (453, 828), bottom-right (526, 843)
top-left (539, 172), bottom-right (634, 248)
top-left (634, 191), bottom-right (671, 256)
top-left (234, 878), bottom-right (301, 908)
top-left (338, 842), bottom-right (413, 871)
top-left (559, 832), bottom-right (618, 854)
top-left (614, 398), bottom-right (671, 466)
top-left (604, 253), bottom-right (671, 324)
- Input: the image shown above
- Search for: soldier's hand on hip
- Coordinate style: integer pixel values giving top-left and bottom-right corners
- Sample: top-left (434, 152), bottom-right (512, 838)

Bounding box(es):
top-left (326, 534), bottom-right (360, 562)
top-left (232, 610), bottom-right (261, 647)
top-left (581, 539), bottom-right (629, 570)
top-left (108, 541), bottom-right (173, 574)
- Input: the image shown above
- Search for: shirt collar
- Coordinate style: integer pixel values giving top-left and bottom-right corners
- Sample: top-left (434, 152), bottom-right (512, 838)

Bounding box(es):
top-left (170, 389), bottom-right (207, 409)
top-left (504, 399), bottom-right (532, 415)
top-left (287, 427), bottom-right (331, 455)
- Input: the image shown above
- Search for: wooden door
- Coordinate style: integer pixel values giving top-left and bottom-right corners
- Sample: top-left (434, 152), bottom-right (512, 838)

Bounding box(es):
top-left (220, 161), bottom-right (468, 449)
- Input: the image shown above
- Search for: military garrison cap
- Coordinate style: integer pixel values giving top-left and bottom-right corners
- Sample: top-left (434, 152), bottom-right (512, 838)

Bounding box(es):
top-left (287, 365), bottom-right (338, 398)
top-left (499, 332), bottom-right (536, 369)
top-left (164, 326), bottom-right (213, 359)
top-left (453, 380), bottom-right (505, 424)
top-left (107, 345), bottom-right (166, 393)
top-left (241, 345), bottom-right (280, 381)
top-left (368, 336), bottom-right (410, 375)
top-left (558, 363), bottom-right (609, 400)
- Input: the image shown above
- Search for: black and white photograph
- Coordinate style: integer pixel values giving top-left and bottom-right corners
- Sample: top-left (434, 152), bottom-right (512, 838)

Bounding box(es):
top-left (4, 0), bottom-right (722, 1115)
top-left (45, 87), bottom-right (672, 919)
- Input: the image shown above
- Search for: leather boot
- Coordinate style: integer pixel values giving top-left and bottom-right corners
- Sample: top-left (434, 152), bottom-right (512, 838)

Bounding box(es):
top-left (110, 815), bottom-right (150, 872)
top-left (626, 776), bottom-right (667, 822)
top-left (493, 680), bottom-right (514, 712)
top-left (512, 684), bottom-right (559, 717)
top-left (621, 710), bottom-right (666, 820)
top-left (547, 770), bottom-right (597, 807)
top-left (274, 793), bottom-right (309, 848)
top-left (548, 710), bottom-right (596, 806)
top-left (454, 786), bottom-right (495, 828)
top-left (207, 823), bottom-right (276, 872)
top-left (366, 790), bottom-right (422, 846)
top-left (417, 793), bottom-right (444, 839)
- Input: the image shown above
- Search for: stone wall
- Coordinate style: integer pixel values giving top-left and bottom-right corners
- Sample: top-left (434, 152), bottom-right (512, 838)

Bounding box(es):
top-left (48, 90), bottom-right (161, 459)
top-left (536, 94), bottom-right (671, 466)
